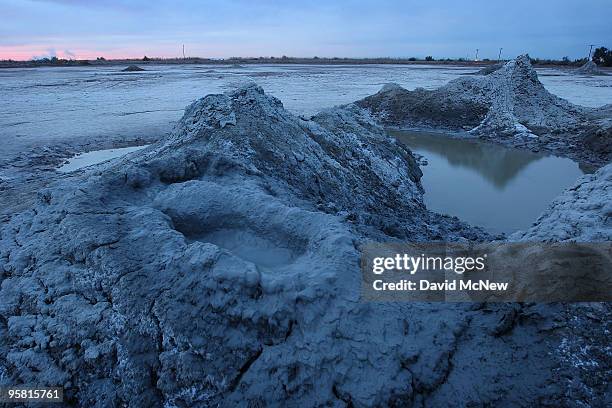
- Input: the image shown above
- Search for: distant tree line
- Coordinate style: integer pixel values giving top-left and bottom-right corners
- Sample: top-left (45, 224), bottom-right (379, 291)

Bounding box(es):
top-left (1, 50), bottom-right (610, 68)
top-left (592, 47), bottom-right (612, 67)
top-left (530, 57), bottom-right (588, 66)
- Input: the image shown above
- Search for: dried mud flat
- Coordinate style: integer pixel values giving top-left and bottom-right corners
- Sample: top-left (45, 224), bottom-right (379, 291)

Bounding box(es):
top-left (0, 57), bottom-right (610, 406)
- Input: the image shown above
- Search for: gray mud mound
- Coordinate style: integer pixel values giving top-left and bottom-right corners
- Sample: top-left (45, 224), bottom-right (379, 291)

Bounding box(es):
top-left (122, 65), bottom-right (145, 72)
top-left (357, 55), bottom-right (611, 166)
top-left (575, 60), bottom-right (606, 76)
top-left (508, 165), bottom-right (612, 404)
top-left (358, 55), bottom-right (585, 136)
top-left (0, 84), bottom-right (608, 406)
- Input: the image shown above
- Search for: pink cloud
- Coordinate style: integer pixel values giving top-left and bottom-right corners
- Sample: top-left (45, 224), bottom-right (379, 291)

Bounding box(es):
top-left (0, 45), bottom-right (153, 61)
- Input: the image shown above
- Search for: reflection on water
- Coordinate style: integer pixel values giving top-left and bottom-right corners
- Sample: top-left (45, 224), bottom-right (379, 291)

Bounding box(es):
top-left (391, 131), bottom-right (542, 188)
top-left (391, 130), bottom-right (586, 234)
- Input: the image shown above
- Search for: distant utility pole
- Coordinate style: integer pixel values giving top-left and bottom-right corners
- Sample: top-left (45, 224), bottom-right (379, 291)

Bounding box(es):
top-left (498, 48), bottom-right (503, 61)
top-left (475, 48), bottom-right (479, 61)
top-left (182, 44), bottom-right (186, 59)
top-left (588, 44), bottom-right (595, 60)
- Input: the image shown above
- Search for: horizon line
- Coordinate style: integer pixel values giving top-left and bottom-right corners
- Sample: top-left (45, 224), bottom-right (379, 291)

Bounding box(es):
top-left (0, 54), bottom-right (595, 64)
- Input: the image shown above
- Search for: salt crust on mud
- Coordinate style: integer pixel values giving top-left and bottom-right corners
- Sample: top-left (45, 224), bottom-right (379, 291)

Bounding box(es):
top-left (0, 71), bottom-right (610, 405)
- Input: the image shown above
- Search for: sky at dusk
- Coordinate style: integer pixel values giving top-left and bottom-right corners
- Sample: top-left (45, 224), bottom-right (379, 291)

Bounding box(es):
top-left (1, 0), bottom-right (610, 61)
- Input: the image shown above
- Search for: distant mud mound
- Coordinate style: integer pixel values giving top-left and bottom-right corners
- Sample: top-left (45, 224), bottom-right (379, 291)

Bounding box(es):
top-left (575, 60), bottom-right (606, 75)
top-left (122, 65), bottom-right (145, 72)
top-left (357, 55), bottom-right (611, 166)
top-left (358, 55), bottom-right (585, 136)
top-left (475, 62), bottom-right (504, 75)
